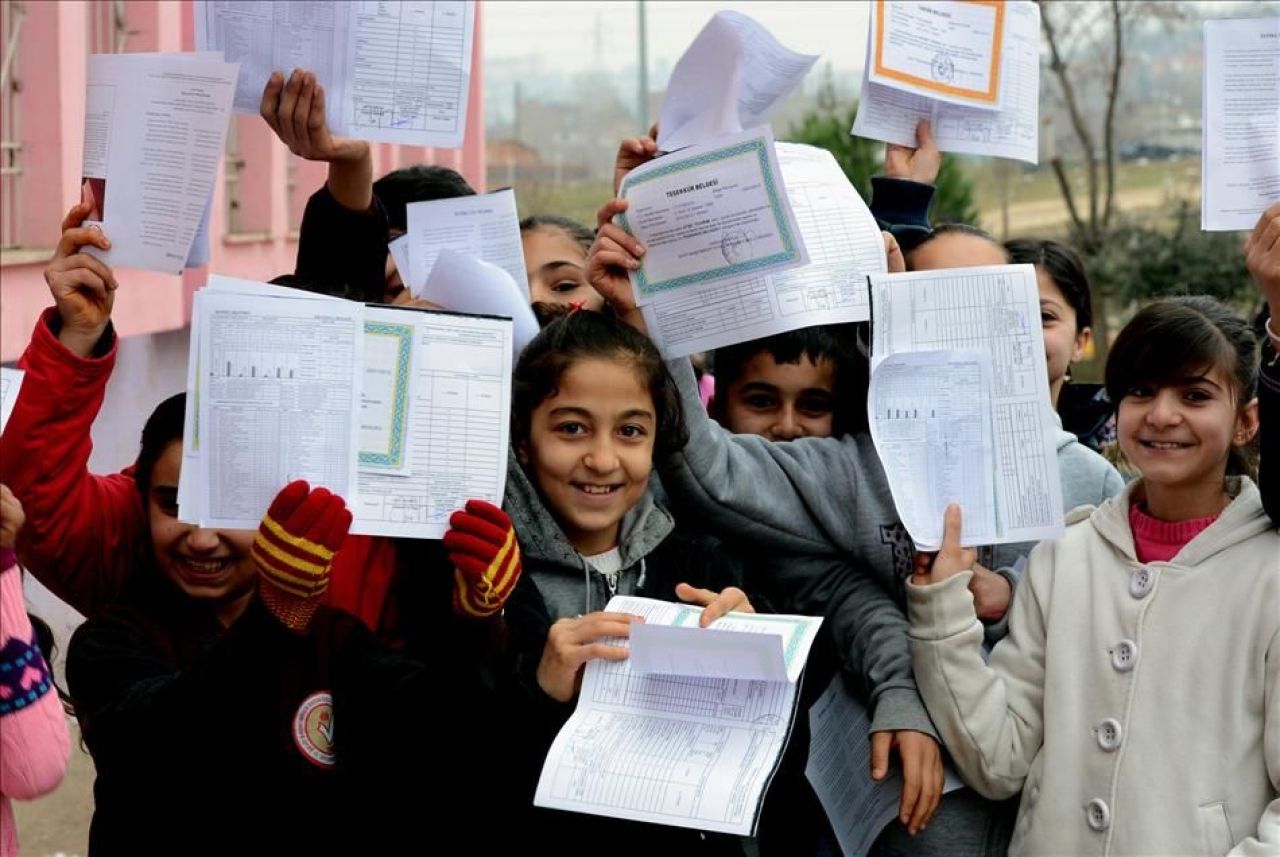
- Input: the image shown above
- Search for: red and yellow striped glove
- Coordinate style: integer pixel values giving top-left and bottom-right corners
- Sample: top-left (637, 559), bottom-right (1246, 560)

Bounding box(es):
top-left (444, 500), bottom-right (522, 619)
top-left (253, 480), bottom-right (352, 632)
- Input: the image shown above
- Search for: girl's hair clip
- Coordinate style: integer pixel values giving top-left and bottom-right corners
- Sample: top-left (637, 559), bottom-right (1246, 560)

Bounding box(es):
top-left (567, 301), bottom-right (586, 316)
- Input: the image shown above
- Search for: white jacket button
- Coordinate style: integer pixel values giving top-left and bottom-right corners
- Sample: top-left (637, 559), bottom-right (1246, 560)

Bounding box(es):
top-left (1129, 566), bottom-right (1155, 598)
top-left (1086, 798), bottom-right (1111, 831)
top-left (1095, 718), bottom-right (1123, 751)
top-left (1110, 639), bottom-right (1138, 672)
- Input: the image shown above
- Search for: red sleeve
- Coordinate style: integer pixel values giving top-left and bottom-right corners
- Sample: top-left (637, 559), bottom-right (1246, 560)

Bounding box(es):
top-left (0, 309), bottom-right (145, 614)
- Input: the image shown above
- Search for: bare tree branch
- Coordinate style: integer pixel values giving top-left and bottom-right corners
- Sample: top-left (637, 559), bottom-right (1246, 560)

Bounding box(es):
top-left (1050, 156), bottom-right (1086, 244)
top-left (1039, 0), bottom-right (1100, 240)
top-left (1101, 0), bottom-right (1123, 227)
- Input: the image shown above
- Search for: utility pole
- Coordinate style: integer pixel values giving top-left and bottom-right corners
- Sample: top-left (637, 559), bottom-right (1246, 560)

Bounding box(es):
top-left (636, 0), bottom-right (649, 132)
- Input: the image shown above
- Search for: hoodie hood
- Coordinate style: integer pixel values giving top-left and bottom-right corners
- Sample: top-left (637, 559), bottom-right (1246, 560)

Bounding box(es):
top-left (502, 448), bottom-right (675, 572)
top-left (1090, 476), bottom-right (1273, 566)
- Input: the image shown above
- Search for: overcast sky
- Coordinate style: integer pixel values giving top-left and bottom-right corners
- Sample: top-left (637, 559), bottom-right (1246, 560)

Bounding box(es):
top-left (485, 1), bottom-right (873, 80)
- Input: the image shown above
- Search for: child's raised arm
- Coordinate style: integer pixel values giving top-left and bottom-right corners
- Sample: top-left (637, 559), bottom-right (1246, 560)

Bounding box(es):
top-left (0, 206), bottom-right (143, 613)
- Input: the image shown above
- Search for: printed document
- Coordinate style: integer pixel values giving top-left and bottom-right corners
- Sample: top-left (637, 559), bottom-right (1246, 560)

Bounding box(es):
top-left (196, 0), bottom-right (475, 148)
top-left (0, 368), bottom-right (24, 434)
top-left (868, 265), bottom-right (1064, 549)
top-left (536, 596), bottom-right (823, 836)
top-left (1201, 16), bottom-right (1280, 231)
top-left (183, 283), bottom-right (511, 537)
top-left (854, 1), bottom-right (1040, 164)
top-left (404, 189), bottom-right (527, 295)
top-left (82, 52), bottom-right (238, 274)
top-left (619, 126), bottom-right (808, 303)
top-left (641, 142), bottom-right (885, 358)
top-left (868, 0), bottom-right (1005, 109)
top-left (806, 675), bottom-right (964, 856)
top-left (658, 11), bottom-right (818, 153)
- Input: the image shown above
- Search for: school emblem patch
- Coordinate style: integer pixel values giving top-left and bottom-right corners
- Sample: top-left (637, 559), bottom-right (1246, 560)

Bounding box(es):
top-left (293, 691), bottom-right (336, 768)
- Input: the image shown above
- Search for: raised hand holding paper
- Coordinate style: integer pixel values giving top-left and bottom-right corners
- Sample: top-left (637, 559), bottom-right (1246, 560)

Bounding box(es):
top-left (618, 126), bottom-right (808, 303)
top-left (854, 1), bottom-right (1041, 164)
top-left (196, 0), bottom-right (475, 148)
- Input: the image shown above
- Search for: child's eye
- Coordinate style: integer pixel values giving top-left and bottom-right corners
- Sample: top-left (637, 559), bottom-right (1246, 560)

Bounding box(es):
top-left (551, 280), bottom-right (583, 294)
top-left (1041, 312), bottom-right (1057, 325)
top-left (797, 397), bottom-right (834, 418)
top-left (1126, 385), bottom-right (1154, 399)
top-left (554, 421), bottom-right (587, 436)
top-left (743, 394), bottom-right (778, 410)
top-left (1184, 388), bottom-right (1213, 403)
top-left (618, 424), bottom-right (648, 440)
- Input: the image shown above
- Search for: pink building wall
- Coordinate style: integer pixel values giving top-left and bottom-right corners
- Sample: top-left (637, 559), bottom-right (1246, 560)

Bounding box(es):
top-left (0, 0), bottom-right (486, 362)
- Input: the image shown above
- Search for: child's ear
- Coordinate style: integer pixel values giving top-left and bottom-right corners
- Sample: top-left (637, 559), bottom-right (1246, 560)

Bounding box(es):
top-left (516, 440), bottom-right (530, 464)
top-left (1072, 326), bottom-right (1094, 363)
top-left (1234, 397), bottom-right (1260, 446)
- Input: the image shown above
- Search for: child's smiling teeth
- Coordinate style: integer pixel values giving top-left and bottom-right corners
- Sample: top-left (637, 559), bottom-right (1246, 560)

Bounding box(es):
top-left (574, 483), bottom-right (620, 495)
top-left (1141, 440), bottom-right (1190, 450)
top-left (181, 558), bottom-right (230, 574)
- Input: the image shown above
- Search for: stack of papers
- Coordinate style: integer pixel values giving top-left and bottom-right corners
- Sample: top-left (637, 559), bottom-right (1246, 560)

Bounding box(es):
top-left (179, 276), bottom-right (512, 538)
top-left (82, 52), bottom-right (238, 274)
top-left (535, 595), bottom-right (823, 836)
top-left (196, 0), bottom-right (475, 148)
top-left (852, 0), bottom-right (1041, 164)
top-left (867, 264), bottom-right (1064, 549)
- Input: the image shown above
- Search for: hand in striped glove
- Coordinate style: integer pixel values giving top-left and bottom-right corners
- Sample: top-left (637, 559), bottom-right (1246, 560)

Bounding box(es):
top-left (253, 481), bottom-right (352, 632)
top-left (444, 500), bottom-right (522, 619)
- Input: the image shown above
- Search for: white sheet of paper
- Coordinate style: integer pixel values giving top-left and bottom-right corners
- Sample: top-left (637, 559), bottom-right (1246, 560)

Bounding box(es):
top-left (81, 52), bottom-right (238, 274)
top-left (339, 0), bottom-right (474, 147)
top-left (196, 0), bottom-right (474, 148)
top-left (535, 596), bottom-right (821, 836)
top-left (868, 265), bottom-right (1064, 549)
top-left (350, 307), bottom-right (512, 539)
top-left (868, 0), bottom-right (1005, 109)
top-left (641, 142), bottom-right (884, 358)
top-left (806, 674), bottom-right (964, 857)
top-left (854, 1), bottom-right (1040, 164)
top-left (197, 291), bottom-right (364, 530)
top-left (0, 367), bottom-right (24, 434)
top-left (405, 188), bottom-right (528, 295)
top-left (419, 249), bottom-right (539, 361)
top-left (388, 234), bottom-right (412, 286)
top-left (1201, 16), bottom-right (1280, 231)
top-left (631, 608), bottom-right (823, 684)
top-left (869, 350), bottom-right (999, 549)
top-left (658, 11), bottom-right (818, 153)
top-left (619, 126), bottom-right (808, 303)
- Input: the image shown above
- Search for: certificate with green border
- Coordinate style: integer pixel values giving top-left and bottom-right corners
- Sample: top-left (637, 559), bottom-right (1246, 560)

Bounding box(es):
top-left (358, 320), bottom-right (413, 470)
top-left (618, 126), bottom-right (807, 300)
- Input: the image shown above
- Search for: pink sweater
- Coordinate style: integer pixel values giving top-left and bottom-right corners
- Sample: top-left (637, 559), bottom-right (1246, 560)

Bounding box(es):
top-left (0, 552), bottom-right (70, 857)
top-left (1128, 503), bottom-right (1219, 563)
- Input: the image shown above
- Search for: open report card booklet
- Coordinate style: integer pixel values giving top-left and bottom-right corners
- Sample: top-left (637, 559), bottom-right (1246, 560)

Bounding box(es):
top-left (535, 596), bottom-right (822, 836)
top-left (178, 276), bottom-right (512, 539)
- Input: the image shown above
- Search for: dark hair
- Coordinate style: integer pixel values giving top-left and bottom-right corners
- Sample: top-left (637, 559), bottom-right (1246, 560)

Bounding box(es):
top-left (711, 324), bottom-right (866, 435)
top-left (1005, 238), bottom-right (1093, 330)
top-left (519, 215), bottom-right (594, 255)
top-left (1105, 296), bottom-right (1259, 478)
top-left (906, 223), bottom-right (1008, 268)
top-left (135, 393), bottom-right (187, 499)
top-left (372, 165), bottom-right (476, 232)
top-left (512, 312), bottom-right (687, 460)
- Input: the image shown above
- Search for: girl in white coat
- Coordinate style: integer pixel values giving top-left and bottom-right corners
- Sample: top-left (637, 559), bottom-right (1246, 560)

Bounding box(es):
top-left (908, 296), bottom-right (1277, 856)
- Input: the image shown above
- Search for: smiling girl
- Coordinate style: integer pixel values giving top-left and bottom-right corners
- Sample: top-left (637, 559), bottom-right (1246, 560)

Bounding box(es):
top-left (908, 296), bottom-right (1278, 855)
top-left (502, 310), bottom-right (751, 851)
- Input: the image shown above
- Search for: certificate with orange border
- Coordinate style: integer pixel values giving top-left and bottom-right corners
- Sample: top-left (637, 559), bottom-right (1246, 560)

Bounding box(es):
top-left (869, 0), bottom-right (1005, 109)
